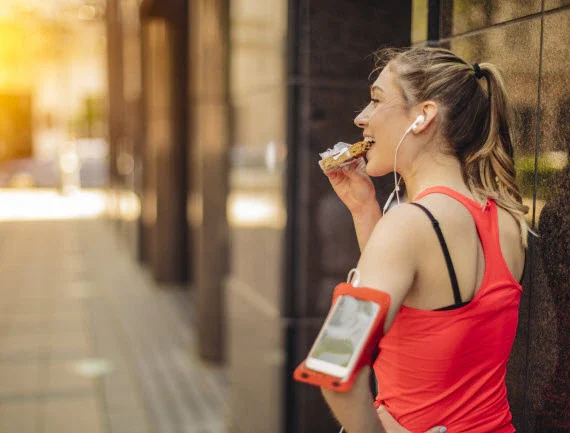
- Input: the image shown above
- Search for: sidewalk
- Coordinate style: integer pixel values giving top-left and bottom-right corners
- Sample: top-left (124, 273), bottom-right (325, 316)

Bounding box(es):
top-left (0, 218), bottom-right (228, 433)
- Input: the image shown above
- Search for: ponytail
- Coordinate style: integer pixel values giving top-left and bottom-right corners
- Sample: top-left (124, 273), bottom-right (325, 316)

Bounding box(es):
top-left (463, 63), bottom-right (530, 247)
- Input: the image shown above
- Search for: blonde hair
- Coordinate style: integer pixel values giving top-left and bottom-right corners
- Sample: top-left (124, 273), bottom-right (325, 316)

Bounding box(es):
top-left (374, 47), bottom-right (530, 247)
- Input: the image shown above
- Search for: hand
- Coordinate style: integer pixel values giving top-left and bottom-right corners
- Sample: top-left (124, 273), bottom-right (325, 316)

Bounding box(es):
top-left (325, 158), bottom-right (377, 215)
top-left (377, 405), bottom-right (447, 433)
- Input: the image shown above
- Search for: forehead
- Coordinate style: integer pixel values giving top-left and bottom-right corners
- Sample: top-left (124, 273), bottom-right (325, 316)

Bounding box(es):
top-left (371, 64), bottom-right (398, 94)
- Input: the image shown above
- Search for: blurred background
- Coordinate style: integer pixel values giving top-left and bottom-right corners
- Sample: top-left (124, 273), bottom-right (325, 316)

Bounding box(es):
top-left (0, 1), bottom-right (568, 433)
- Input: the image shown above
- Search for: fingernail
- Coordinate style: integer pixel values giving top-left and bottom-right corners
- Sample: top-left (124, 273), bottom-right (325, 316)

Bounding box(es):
top-left (343, 166), bottom-right (350, 171)
top-left (377, 405), bottom-right (385, 412)
top-left (439, 427), bottom-right (447, 433)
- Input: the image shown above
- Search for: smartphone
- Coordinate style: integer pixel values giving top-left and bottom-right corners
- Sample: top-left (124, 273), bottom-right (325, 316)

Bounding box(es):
top-left (305, 295), bottom-right (381, 380)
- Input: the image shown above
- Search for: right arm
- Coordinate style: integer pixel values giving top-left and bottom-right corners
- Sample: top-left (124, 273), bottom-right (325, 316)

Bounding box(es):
top-left (326, 158), bottom-right (382, 251)
top-left (352, 201), bottom-right (382, 252)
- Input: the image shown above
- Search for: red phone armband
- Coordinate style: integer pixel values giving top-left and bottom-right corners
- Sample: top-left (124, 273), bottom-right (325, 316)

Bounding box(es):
top-left (293, 282), bottom-right (391, 392)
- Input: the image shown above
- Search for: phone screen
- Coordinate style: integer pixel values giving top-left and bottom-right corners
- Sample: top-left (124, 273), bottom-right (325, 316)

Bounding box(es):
top-left (308, 296), bottom-right (380, 369)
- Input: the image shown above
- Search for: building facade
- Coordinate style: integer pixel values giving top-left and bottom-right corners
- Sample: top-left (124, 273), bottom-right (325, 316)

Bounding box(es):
top-left (106, 1), bottom-right (569, 432)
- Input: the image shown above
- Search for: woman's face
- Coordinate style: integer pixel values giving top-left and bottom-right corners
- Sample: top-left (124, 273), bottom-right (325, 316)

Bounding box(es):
top-left (354, 64), bottom-right (414, 177)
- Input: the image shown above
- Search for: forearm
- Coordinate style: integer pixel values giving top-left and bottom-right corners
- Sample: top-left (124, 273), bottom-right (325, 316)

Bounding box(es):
top-left (321, 367), bottom-right (385, 433)
top-left (352, 202), bottom-right (382, 252)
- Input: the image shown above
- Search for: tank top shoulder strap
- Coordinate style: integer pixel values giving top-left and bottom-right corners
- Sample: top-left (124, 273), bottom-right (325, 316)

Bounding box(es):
top-left (413, 186), bottom-right (509, 281)
top-left (413, 186), bottom-right (496, 235)
top-left (414, 186), bottom-right (489, 214)
top-left (409, 202), bottom-right (463, 306)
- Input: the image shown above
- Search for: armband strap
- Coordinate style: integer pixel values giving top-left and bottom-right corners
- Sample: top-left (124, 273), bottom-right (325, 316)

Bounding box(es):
top-left (293, 282), bottom-right (391, 392)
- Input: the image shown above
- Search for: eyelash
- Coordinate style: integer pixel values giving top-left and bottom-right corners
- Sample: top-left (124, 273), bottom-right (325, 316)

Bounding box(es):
top-left (356, 102), bottom-right (368, 112)
top-left (355, 99), bottom-right (380, 113)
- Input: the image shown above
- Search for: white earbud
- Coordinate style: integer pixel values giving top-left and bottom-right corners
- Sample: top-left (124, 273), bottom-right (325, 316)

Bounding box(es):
top-left (411, 114), bottom-right (425, 132)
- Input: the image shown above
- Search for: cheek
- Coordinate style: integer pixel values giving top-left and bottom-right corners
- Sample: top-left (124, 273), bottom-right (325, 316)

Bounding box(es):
top-left (370, 141), bottom-right (394, 161)
top-left (370, 115), bottom-right (397, 147)
top-left (365, 145), bottom-right (394, 177)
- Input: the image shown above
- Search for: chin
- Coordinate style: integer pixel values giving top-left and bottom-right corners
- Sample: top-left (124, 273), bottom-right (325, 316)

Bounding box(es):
top-left (365, 161), bottom-right (391, 177)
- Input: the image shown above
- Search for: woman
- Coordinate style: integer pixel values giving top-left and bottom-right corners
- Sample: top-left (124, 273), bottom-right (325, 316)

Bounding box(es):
top-left (321, 47), bottom-right (528, 433)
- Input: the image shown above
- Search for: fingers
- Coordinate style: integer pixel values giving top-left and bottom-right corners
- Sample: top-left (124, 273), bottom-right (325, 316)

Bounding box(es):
top-left (341, 160), bottom-right (366, 180)
top-left (324, 159), bottom-right (370, 192)
top-left (344, 159), bottom-right (365, 173)
top-left (324, 165), bottom-right (351, 182)
top-left (325, 169), bottom-right (344, 185)
top-left (323, 158), bottom-right (364, 177)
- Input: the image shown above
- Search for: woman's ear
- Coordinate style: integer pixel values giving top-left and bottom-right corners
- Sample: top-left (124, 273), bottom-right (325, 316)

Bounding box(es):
top-left (412, 101), bottom-right (438, 134)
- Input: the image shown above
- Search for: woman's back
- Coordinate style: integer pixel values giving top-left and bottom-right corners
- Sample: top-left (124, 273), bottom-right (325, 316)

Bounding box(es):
top-left (373, 186), bottom-right (525, 433)
top-left (403, 187), bottom-right (525, 311)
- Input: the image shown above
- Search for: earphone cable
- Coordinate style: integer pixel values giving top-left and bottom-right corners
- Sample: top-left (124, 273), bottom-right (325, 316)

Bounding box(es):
top-left (382, 122), bottom-right (416, 214)
top-left (393, 123), bottom-right (415, 206)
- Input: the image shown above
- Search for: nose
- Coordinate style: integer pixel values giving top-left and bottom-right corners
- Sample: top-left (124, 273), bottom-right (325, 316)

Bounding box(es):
top-left (354, 106), bottom-right (369, 129)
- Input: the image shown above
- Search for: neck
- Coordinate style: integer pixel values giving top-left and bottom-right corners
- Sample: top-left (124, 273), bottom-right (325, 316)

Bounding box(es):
top-left (401, 152), bottom-right (469, 201)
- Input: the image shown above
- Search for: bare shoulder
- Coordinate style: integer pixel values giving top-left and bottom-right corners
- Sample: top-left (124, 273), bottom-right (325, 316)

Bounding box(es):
top-left (495, 204), bottom-right (525, 254)
top-left (359, 203), bottom-right (429, 275)
top-left (368, 197), bottom-right (474, 258)
top-left (379, 201), bottom-right (429, 227)
top-left (368, 203), bottom-right (429, 249)
top-left (496, 205), bottom-right (524, 240)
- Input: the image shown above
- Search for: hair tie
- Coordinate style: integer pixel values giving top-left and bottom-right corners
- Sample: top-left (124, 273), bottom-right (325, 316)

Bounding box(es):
top-left (473, 63), bottom-right (483, 79)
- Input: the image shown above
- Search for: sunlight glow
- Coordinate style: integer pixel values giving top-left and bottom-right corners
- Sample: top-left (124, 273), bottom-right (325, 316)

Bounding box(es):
top-left (0, 188), bottom-right (107, 221)
top-left (227, 192), bottom-right (286, 229)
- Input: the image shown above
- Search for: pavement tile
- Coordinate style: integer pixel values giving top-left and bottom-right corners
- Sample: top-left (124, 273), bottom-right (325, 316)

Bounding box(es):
top-left (48, 330), bottom-right (92, 356)
top-left (0, 333), bottom-right (41, 357)
top-left (42, 360), bottom-right (98, 393)
top-left (41, 394), bottom-right (105, 433)
top-left (0, 302), bottom-right (44, 316)
top-left (0, 318), bottom-right (47, 335)
top-left (106, 410), bottom-right (152, 433)
top-left (0, 362), bottom-right (41, 396)
top-left (0, 218), bottom-right (229, 433)
top-left (0, 400), bottom-right (38, 433)
top-left (47, 297), bottom-right (84, 313)
top-left (48, 317), bottom-right (89, 335)
top-left (0, 314), bottom-right (47, 324)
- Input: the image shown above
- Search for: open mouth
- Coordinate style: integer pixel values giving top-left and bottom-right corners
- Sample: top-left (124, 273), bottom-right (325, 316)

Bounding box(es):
top-left (364, 137), bottom-right (376, 144)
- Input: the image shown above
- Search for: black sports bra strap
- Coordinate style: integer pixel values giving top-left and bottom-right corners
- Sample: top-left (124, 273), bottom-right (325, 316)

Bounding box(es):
top-left (410, 202), bottom-right (462, 304)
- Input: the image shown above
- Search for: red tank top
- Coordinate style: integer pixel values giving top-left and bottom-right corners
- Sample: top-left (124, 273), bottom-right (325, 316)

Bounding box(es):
top-left (373, 186), bottom-right (521, 433)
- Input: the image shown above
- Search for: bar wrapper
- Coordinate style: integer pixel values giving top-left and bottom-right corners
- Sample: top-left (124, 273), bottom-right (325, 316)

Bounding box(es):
top-left (318, 141), bottom-right (371, 173)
